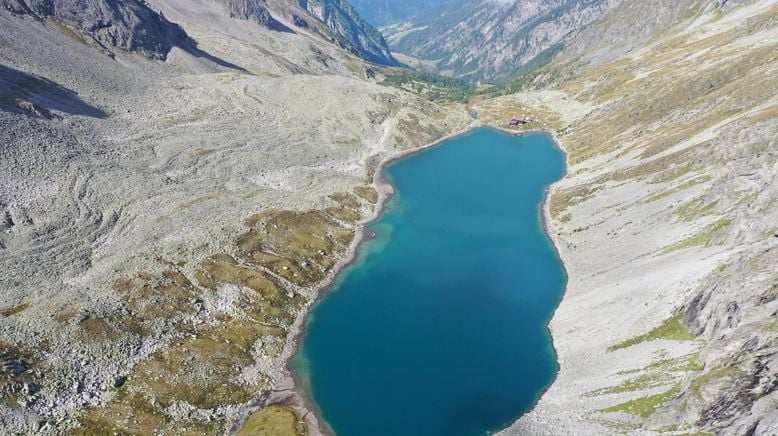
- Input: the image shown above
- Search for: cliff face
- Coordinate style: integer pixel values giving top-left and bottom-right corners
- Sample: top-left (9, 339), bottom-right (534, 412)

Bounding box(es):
top-left (482, 0), bottom-right (778, 433)
top-left (295, 0), bottom-right (397, 65)
top-left (216, 0), bottom-right (286, 30)
top-left (383, 0), bottom-right (620, 82)
top-left (0, 0), bottom-right (190, 59)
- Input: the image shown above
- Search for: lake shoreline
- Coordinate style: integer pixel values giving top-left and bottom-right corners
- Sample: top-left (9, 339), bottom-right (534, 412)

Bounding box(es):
top-left (254, 123), bottom-right (569, 436)
top-left (491, 127), bottom-right (571, 435)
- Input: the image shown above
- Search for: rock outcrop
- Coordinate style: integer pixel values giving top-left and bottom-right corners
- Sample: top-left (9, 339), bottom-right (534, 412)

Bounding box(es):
top-left (217, 0), bottom-right (286, 31)
top-left (296, 0), bottom-right (397, 65)
top-left (0, 0), bottom-right (191, 59)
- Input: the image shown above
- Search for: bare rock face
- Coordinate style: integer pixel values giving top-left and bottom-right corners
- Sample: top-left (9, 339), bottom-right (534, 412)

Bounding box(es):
top-left (297, 0), bottom-right (397, 65)
top-left (218, 0), bottom-right (286, 31)
top-left (0, 0), bottom-right (190, 59)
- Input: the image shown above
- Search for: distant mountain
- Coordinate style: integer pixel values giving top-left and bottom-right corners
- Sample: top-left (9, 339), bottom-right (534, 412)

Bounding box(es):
top-left (348, 0), bottom-right (452, 27)
top-left (383, 0), bottom-right (619, 82)
top-left (0, 0), bottom-right (397, 66)
top-left (294, 0), bottom-right (397, 65)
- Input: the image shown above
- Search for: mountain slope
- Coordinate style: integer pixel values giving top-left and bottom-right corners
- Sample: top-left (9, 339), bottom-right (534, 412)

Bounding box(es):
top-left (215, 0), bottom-right (287, 30)
top-left (0, 0), bottom-right (191, 59)
top-left (295, 0), bottom-right (397, 65)
top-left (150, 0), bottom-right (398, 66)
top-left (472, 0), bottom-right (778, 433)
top-left (383, 0), bottom-right (620, 82)
top-left (0, 1), bottom-right (465, 433)
top-left (0, 0), bottom-right (397, 66)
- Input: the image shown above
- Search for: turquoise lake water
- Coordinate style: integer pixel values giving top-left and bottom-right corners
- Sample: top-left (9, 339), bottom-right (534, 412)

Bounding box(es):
top-left (293, 128), bottom-right (567, 436)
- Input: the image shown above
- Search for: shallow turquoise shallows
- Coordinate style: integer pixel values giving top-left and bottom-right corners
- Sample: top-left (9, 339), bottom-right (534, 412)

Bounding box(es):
top-left (293, 128), bottom-right (567, 436)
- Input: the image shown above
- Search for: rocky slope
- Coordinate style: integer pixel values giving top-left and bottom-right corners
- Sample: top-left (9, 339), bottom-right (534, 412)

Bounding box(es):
top-left (216, 0), bottom-right (287, 30)
top-left (0, 0), bottom-right (191, 60)
top-left (0, 1), bottom-right (467, 433)
top-left (382, 0), bottom-right (620, 82)
top-left (294, 0), bottom-right (397, 65)
top-left (474, 0), bottom-right (777, 433)
top-left (0, 0), bottom-right (398, 66)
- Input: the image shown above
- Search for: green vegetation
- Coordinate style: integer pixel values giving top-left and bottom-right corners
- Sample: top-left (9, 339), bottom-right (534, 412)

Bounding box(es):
top-left (591, 353), bottom-right (703, 400)
top-left (642, 176), bottom-right (712, 204)
top-left (678, 1), bottom-right (705, 21)
top-left (675, 198), bottom-right (718, 221)
top-left (74, 193), bottom-right (375, 433)
top-left (0, 302), bottom-right (30, 317)
top-left (237, 405), bottom-right (306, 436)
top-left (689, 367), bottom-right (741, 399)
top-left (353, 185), bottom-right (379, 204)
top-left (381, 69), bottom-right (474, 102)
top-left (589, 373), bottom-right (668, 396)
top-left (662, 218), bottom-right (732, 254)
top-left (327, 192), bottom-right (364, 223)
top-left (617, 353), bottom-right (702, 376)
top-left (647, 352), bottom-right (705, 373)
top-left (492, 43), bottom-right (565, 95)
top-left (609, 313), bottom-right (696, 351)
top-left (549, 183), bottom-right (602, 218)
top-left (600, 383), bottom-right (681, 418)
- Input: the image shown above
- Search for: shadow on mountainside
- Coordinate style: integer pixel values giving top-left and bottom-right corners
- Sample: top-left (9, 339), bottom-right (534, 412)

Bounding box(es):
top-left (0, 64), bottom-right (107, 119)
top-left (180, 42), bottom-right (248, 72)
top-left (2, 0), bottom-right (247, 72)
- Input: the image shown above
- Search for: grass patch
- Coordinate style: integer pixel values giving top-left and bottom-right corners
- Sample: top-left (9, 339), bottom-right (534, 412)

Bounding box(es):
top-left (380, 69), bottom-right (473, 103)
top-left (600, 383), bottom-right (681, 418)
top-left (325, 206), bottom-right (361, 223)
top-left (675, 199), bottom-right (718, 221)
top-left (236, 210), bottom-right (354, 287)
top-left (353, 186), bottom-right (378, 204)
top-left (642, 176), bottom-right (712, 204)
top-left (662, 218), bottom-right (732, 253)
top-left (549, 183), bottom-right (602, 217)
top-left (0, 302), bottom-right (30, 317)
top-left (592, 353), bottom-right (703, 398)
top-left (589, 373), bottom-right (668, 396)
top-left (689, 367), bottom-right (741, 399)
top-left (648, 352), bottom-right (704, 372)
top-left (609, 313), bottom-right (696, 351)
top-left (237, 405), bottom-right (306, 436)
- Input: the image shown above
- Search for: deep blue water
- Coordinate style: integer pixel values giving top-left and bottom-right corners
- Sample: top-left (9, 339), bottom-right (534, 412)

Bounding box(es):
top-left (293, 128), bottom-right (567, 436)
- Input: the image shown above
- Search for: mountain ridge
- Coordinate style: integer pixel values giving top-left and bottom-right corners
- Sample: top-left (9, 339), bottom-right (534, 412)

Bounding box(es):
top-left (382, 0), bottom-right (621, 82)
